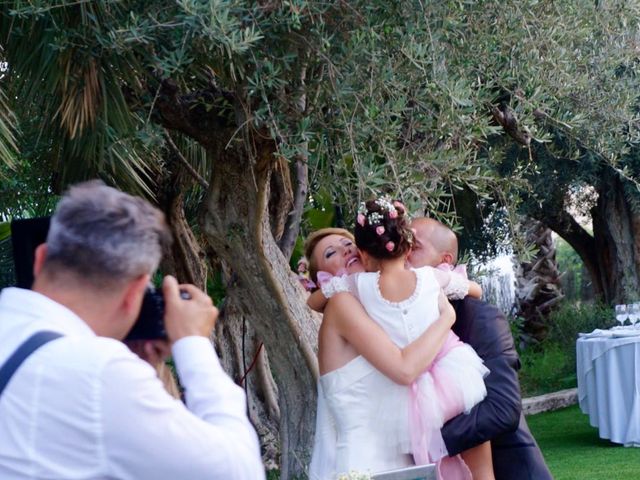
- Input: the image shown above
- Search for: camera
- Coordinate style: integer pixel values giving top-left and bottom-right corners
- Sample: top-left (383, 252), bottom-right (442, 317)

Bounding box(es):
top-left (125, 287), bottom-right (167, 340)
top-left (125, 287), bottom-right (191, 341)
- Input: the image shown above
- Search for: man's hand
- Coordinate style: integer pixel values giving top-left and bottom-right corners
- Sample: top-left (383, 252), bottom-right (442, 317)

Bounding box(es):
top-left (162, 275), bottom-right (218, 344)
top-left (125, 339), bottom-right (171, 368)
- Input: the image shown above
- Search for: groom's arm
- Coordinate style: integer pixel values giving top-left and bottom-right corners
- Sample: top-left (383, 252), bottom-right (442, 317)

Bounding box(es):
top-left (440, 298), bottom-right (521, 455)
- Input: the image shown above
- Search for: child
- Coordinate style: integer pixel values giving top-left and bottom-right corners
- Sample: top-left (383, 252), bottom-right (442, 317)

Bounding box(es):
top-left (309, 197), bottom-right (494, 480)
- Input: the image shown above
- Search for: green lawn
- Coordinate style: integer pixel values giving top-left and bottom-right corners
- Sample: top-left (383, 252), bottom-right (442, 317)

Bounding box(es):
top-left (528, 405), bottom-right (640, 479)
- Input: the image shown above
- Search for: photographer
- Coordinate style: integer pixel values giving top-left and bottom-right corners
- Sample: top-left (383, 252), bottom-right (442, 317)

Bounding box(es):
top-left (0, 181), bottom-right (264, 479)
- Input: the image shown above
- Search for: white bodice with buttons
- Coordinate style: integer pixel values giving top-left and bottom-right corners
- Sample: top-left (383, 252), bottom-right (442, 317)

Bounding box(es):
top-left (355, 266), bottom-right (441, 347)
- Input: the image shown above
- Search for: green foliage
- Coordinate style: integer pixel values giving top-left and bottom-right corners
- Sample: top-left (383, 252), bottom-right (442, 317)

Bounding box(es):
top-left (546, 303), bottom-right (613, 352)
top-left (0, 154), bottom-right (59, 221)
top-left (0, 225), bottom-right (14, 289)
top-left (516, 302), bottom-right (613, 397)
top-left (266, 469), bottom-right (280, 480)
top-left (5, 0), bottom-right (640, 249)
top-left (0, 87), bottom-right (19, 173)
top-left (518, 344), bottom-right (576, 398)
top-left (556, 237), bottom-right (594, 302)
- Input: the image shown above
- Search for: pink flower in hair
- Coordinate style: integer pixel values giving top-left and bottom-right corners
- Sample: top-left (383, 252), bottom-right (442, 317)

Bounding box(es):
top-left (357, 214), bottom-right (366, 226)
top-left (376, 226), bottom-right (385, 235)
top-left (389, 210), bottom-right (398, 219)
top-left (385, 241), bottom-right (395, 252)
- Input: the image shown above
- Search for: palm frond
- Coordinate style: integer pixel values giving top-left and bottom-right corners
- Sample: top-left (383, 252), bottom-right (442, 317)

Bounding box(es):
top-left (0, 88), bottom-right (19, 174)
top-left (0, 226), bottom-right (15, 289)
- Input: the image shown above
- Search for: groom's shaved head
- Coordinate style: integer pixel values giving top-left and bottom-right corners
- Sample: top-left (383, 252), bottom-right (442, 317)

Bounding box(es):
top-left (410, 218), bottom-right (458, 265)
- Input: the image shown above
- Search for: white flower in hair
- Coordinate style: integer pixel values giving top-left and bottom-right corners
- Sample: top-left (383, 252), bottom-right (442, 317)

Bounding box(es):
top-left (367, 211), bottom-right (383, 225)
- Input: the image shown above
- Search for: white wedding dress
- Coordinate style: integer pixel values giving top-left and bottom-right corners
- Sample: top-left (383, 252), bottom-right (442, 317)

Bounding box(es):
top-left (309, 267), bottom-right (488, 480)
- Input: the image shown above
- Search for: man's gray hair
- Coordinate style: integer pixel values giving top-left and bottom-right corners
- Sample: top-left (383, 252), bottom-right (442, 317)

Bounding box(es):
top-left (45, 180), bottom-right (172, 286)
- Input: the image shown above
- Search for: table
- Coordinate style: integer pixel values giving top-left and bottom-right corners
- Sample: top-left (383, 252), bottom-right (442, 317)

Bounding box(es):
top-left (576, 334), bottom-right (640, 447)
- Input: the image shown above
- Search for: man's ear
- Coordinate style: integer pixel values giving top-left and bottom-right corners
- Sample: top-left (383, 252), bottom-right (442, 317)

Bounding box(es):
top-left (121, 274), bottom-right (151, 317)
top-left (441, 252), bottom-right (454, 265)
top-left (33, 243), bottom-right (48, 277)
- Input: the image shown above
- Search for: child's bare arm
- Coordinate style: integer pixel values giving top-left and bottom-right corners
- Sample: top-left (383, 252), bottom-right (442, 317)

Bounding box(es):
top-left (307, 289), bottom-right (329, 312)
top-left (468, 280), bottom-right (482, 299)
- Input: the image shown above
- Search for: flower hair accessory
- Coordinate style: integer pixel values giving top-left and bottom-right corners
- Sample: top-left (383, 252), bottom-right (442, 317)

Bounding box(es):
top-left (357, 196), bottom-right (405, 226)
top-left (385, 241), bottom-right (395, 252)
top-left (376, 226), bottom-right (385, 235)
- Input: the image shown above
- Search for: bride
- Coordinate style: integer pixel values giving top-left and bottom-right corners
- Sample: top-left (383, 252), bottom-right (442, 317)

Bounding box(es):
top-left (305, 228), bottom-right (458, 479)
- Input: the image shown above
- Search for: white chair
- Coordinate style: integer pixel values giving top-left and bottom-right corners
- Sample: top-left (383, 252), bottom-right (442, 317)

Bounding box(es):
top-left (371, 464), bottom-right (437, 480)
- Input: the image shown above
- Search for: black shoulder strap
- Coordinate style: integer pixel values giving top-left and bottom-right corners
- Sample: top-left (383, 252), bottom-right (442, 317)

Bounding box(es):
top-left (0, 331), bottom-right (63, 398)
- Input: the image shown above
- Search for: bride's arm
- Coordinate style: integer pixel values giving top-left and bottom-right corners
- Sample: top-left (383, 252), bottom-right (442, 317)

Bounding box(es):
top-left (323, 291), bottom-right (454, 385)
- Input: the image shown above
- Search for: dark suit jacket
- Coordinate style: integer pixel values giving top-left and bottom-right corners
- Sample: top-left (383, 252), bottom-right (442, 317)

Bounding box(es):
top-left (440, 297), bottom-right (553, 480)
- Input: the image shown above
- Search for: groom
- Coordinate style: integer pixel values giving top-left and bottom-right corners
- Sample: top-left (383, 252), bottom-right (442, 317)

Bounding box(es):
top-left (409, 218), bottom-right (552, 480)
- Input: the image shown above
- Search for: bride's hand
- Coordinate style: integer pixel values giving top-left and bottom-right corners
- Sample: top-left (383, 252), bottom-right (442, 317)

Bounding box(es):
top-left (438, 290), bottom-right (456, 327)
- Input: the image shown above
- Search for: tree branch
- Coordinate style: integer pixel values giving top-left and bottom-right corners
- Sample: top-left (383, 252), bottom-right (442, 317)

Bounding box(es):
top-left (536, 208), bottom-right (604, 297)
top-left (154, 79), bottom-right (236, 150)
top-left (278, 154), bottom-right (308, 259)
top-left (163, 130), bottom-right (209, 189)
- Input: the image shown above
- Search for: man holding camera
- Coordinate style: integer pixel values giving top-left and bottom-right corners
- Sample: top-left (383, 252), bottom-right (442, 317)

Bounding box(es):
top-left (0, 181), bottom-right (264, 479)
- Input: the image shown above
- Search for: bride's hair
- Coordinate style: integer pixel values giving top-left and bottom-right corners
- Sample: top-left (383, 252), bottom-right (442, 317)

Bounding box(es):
top-left (354, 197), bottom-right (413, 260)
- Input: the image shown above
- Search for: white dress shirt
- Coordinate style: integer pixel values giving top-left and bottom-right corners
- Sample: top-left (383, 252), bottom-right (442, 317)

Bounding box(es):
top-left (0, 287), bottom-right (265, 480)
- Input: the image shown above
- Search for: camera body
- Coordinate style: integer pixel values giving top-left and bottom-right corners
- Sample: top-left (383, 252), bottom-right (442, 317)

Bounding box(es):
top-left (124, 287), bottom-right (192, 341)
top-left (125, 288), bottom-right (167, 341)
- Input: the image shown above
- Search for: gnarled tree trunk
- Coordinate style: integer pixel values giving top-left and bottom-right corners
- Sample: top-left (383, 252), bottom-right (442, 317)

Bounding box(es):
top-left (541, 171), bottom-right (640, 305)
top-left (591, 172), bottom-right (640, 304)
top-left (215, 292), bottom-right (281, 471)
top-left (155, 81), bottom-right (320, 478)
top-left (201, 138), bottom-right (319, 477)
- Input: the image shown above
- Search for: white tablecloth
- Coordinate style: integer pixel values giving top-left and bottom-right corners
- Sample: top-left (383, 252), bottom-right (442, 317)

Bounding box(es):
top-left (576, 335), bottom-right (640, 447)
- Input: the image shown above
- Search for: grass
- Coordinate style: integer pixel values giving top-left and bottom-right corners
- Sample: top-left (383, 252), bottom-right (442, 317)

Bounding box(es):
top-left (528, 405), bottom-right (640, 479)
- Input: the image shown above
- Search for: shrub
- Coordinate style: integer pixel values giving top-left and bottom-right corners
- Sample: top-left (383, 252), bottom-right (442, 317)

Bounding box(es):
top-left (515, 301), bottom-right (613, 397)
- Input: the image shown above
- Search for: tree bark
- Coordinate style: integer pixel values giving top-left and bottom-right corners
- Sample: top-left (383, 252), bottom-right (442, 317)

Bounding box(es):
top-left (201, 135), bottom-right (319, 478)
top-left (591, 172), bottom-right (640, 304)
top-left (537, 171), bottom-right (640, 305)
top-left (540, 208), bottom-right (603, 299)
top-left (156, 84), bottom-right (320, 478)
top-left (214, 291), bottom-right (281, 471)
top-left (278, 155), bottom-right (308, 260)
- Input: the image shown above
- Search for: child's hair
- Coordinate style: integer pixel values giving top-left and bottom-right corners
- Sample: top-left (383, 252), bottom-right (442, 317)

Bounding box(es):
top-left (354, 197), bottom-right (414, 259)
